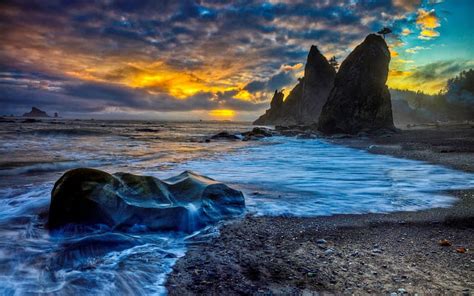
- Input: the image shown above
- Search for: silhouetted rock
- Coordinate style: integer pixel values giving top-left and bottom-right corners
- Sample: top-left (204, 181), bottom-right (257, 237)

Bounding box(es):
top-left (48, 168), bottom-right (245, 232)
top-left (254, 46), bottom-right (335, 126)
top-left (210, 131), bottom-right (241, 140)
top-left (23, 107), bottom-right (49, 117)
top-left (242, 127), bottom-right (275, 141)
top-left (318, 34), bottom-right (395, 134)
top-left (253, 90), bottom-right (286, 125)
top-left (22, 118), bottom-right (42, 123)
top-left (300, 46), bottom-right (336, 123)
top-left (54, 112), bottom-right (59, 118)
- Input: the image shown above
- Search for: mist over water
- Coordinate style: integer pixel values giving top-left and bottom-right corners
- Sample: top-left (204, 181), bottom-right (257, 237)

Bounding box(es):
top-left (0, 120), bottom-right (472, 295)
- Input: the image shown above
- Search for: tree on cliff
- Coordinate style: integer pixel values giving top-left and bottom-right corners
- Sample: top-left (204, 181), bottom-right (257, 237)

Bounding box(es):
top-left (377, 27), bottom-right (392, 39)
top-left (329, 56), bottom-right (339, 71)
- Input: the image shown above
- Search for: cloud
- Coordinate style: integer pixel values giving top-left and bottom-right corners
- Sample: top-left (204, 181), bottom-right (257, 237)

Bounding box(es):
top-left (393, 0), bottom-right (422, 11)
top-left (405, 46), bottom-right (428, 54)
top-left (0, 0), bottom-right (430, 118)
top-left (401, 28), bottom-right (412, 35)
top-left (416, 8), bottom-right (440, 40)
top-left (244, 68), bottom-right (298, 94)
top-left (388, 59), bottom-right (474, 94)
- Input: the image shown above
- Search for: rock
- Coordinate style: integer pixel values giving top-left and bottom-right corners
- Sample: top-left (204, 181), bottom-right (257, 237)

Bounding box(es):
top-left (210, 131), bottom-right (241, 141)
top-left (23, 107), bottom-right (50, 117)
top-left (438, 239), bottom-right (452, 246)
top-left (398, 288), bottom-right (407, 294)
top-left (136, 128), bottom-right (160, 133)
top-left (253, 89), bottom-right (290, 126)
top-left (253, 46), bottom-right (335, 126)
top-left (316, 239), bottom-right (327, 244)
top-left (242, 127), bottom-right (275, 141)
top-left (22, 118), bottom-right (42, 123)
top-left (48, 168), bottom-right (245, 232)
top-left (318, 34), bottom-right (395, 135)
top-left (324, 248), bottom-right (335, 255)
top-left (300, 45), bottom-right (337, 123)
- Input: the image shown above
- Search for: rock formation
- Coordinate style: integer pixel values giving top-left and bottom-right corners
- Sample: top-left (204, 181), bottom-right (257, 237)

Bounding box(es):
top-left (318, 34), bottom-right (395, 134)
top-left (254, 46), bottom-right (335, 126)
top-left (23, 107), bottom-right (49, 117)
top-left (253, 89), bottom-right (287, 125)
top-left (299, 45), bottom-right (337, 123)
top-left (48, 168), bottom-right (245, 232)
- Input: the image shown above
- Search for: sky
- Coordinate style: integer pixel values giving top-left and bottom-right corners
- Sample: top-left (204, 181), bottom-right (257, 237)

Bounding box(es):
top-left (0, 0), bottom-right (472, 121)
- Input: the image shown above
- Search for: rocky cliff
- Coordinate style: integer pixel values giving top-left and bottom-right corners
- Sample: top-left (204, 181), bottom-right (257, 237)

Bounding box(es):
top-left (318, 34), bottom-right (395, 134)
top-left (254, 46), bottom-right (335, 126)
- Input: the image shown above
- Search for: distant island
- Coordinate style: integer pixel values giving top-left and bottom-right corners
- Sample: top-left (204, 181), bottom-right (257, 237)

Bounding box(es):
top-left (22, 107), bottom-right (59, 118)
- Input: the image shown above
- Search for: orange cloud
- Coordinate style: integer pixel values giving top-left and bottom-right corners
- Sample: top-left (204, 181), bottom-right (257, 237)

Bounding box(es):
top-left (401, 28), bottom-right (411, 36)
top-left (389, 48), bottom-right (399, 58)
top-left (280, 63), bottom-right (303, 72)
top-left (416, 9), bottom-right (440, 39)
top-left (419, 29), bottom-right (440, 39)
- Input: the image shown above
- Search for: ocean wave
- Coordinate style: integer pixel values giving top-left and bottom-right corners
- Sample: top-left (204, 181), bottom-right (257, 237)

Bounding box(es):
top-left (0, 160), bottom-right (103, 176)
top-left (25, 128), bottom-right (109, 137)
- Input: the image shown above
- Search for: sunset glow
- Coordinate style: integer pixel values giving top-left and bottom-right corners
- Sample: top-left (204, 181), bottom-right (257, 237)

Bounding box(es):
top-left (1, 0), bottom-right (472, 120)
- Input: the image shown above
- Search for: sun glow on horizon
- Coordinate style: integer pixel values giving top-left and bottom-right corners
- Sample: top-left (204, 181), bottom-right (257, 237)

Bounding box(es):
top-left (208, 109), bottom-right (236, 120)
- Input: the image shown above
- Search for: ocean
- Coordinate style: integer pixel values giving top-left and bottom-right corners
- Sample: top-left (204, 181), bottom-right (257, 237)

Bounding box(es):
top-left (0, 119), bottom-right (472, 295)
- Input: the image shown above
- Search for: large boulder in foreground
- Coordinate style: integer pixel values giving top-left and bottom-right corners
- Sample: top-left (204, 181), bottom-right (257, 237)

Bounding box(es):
top-left (318, 34), bottom-right (395, 134)
top-left (48, 168), bottom-right (245, 232)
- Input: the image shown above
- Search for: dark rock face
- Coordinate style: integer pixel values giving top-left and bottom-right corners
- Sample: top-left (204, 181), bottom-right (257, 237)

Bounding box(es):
top-left (253, 90), bottom-right (287, 125)
top-left (23, 107), bottom-right (49, 117)
top-left (48, 168), bottom-right (245, 232)
top-left (300, 46), bottom-right (336, 123)
top-left (210, 131), bottom-right (242, 140)
top-left (318, 34), bottom-right (395, 134)
top-left (254, 46), bottom-right (335, 126)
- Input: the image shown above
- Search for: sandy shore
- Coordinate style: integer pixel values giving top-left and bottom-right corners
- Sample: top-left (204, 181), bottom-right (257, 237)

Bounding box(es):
top-left (166, 125), bottom-right (474, 295)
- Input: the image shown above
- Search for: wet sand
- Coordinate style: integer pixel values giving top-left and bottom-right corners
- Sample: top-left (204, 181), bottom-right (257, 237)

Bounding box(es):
top-left (166, 125), bottom-right (474, 295)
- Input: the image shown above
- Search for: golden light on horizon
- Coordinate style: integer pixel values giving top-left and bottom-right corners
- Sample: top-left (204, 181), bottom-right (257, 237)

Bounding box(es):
top-left (387, 68), bottom-right (445, 95)
top-left (208, 109), bottom-right (236, 120)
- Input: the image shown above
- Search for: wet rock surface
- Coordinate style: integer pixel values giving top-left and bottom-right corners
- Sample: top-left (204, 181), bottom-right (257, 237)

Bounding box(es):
top-left (48, 168), bottom-right (245, 232)
top-left (319, 34), bottom-right (395, 135)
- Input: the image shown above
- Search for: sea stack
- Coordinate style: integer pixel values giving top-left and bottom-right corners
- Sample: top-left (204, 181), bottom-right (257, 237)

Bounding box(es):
top-left (299, 45), bottom-right (336, 123)
top-left (254, 46), bottom-right (335, 126)
top-left (318, 34), bottom-right (394, 134)
top-left (23, 107), bottom-right (49, 117)
top-left (253, 90), bottom-right (285, 125)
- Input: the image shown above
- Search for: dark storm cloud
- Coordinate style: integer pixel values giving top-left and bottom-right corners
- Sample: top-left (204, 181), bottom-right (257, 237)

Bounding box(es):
top-left (0, 0), bottom-right (422, 116)
top-left (245, 70), bottom-right (296, 93)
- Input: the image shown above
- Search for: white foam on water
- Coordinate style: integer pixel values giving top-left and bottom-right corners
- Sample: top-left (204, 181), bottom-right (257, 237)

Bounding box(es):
top-left (1, 121), bottom-right (473, 295)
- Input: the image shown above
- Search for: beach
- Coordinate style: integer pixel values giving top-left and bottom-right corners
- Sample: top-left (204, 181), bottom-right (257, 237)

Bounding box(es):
top-left (166, 124), bottom-right (474, 295)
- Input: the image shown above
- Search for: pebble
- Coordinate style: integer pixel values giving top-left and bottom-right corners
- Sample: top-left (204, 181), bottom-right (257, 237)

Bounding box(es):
top-left (316, 239), bottom-right (327, 244)
top-left (324, 248), bottom-right (335, 255)
top-left (398, 288), bottom-right (407, 294)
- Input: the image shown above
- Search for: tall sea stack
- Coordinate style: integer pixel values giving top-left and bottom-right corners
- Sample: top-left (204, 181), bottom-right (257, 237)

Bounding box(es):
top-left (253, 46), bottom-right (335, 126)
top-left (318, 34), bottom-right (394, 134)
top-left (299, 45), bottom-right (336, 123)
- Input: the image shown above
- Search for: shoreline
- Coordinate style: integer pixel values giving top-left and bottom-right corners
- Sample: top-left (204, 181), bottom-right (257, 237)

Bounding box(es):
top-left (165, 125), bottom-right (474, 295)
